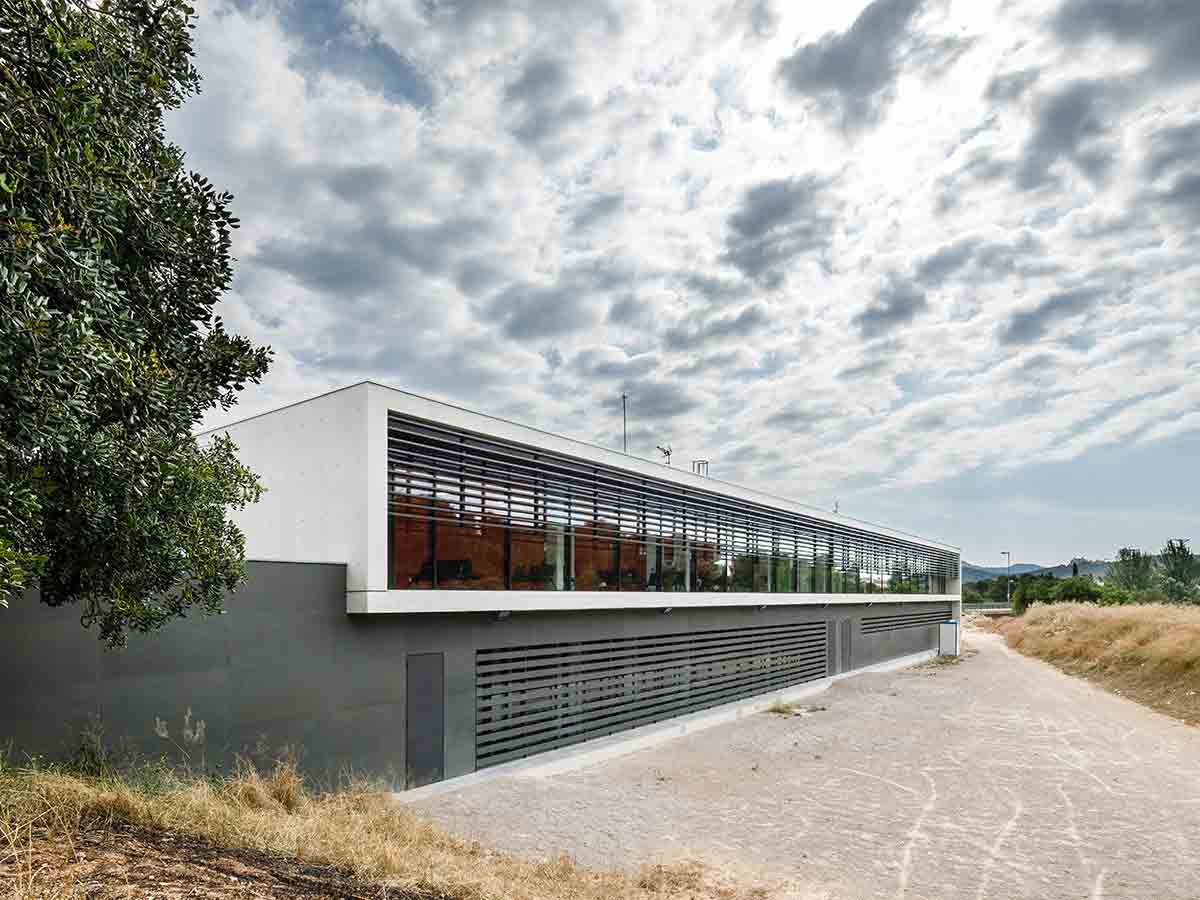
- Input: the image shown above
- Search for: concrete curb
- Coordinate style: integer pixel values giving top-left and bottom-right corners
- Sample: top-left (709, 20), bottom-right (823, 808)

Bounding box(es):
top-left (394, 647), bottom-right (937, 803)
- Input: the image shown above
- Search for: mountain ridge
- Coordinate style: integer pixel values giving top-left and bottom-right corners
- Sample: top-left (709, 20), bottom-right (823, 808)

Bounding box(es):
top-left (962, 559), bottom-right (1111, 584)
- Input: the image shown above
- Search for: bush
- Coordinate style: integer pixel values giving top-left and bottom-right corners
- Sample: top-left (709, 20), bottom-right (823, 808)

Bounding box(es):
top-left (1053, 576), bottom-right (1102, 604)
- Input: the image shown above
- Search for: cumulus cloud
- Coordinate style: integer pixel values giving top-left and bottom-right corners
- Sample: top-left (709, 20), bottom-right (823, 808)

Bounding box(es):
top-left (776, 0), bottom-right (972, 133)
top-left (997, 288), bottom-right (1102, 345)
top-left (180, 0), bottom-right (1200, 563)
top-left (720, 175), bottom-right (838, 285)
top-left (852, 278), bottom-right (929, 339)
top-left (662, 303), bottom-right (770, 350)
top-left (1053, 0), bottom-right (1200, 84)
top-left (1015, 78), bottom-right (1123, 190)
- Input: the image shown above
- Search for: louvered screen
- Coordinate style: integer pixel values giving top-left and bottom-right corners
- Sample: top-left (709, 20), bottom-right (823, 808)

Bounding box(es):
top-left (388, 411), bottom-right (960, 593)
top-left (860, 607), bottom-right (952, 635)
top-left (475, 620), bottom-right (828, 767)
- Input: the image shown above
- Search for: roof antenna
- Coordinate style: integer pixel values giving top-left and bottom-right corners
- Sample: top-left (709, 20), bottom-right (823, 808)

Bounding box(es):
top-left (656, 444), bottom-right (673, 466)
top-left (834, 500), bottom-right (839, 514)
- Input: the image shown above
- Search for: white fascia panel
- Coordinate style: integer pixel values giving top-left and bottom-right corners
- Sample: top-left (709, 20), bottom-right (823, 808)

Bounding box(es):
top-left (351, 591), bottom-right (956, 615)
top-left (200, 383), bottom-right (369, 591)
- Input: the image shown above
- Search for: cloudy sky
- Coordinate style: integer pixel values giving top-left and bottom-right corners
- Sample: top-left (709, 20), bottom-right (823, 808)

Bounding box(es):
top-left (182, 0), bottom-right (1199, 567)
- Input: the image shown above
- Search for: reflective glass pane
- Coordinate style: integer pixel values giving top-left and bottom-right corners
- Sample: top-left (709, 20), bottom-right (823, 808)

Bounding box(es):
top-left (436, 516), bottom-right (507, 589)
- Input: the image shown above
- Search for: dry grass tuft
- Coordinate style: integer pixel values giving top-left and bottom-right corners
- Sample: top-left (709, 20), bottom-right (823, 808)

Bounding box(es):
top-left (1002, 603), bottom-right (1200, 724)
top-left (0, 758), bottom-right (768, 900)
top-left (765, 699), bottom-right (797, 716)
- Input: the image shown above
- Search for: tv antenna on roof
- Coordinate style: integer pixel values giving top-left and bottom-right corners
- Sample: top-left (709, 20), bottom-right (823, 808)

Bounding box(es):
top-left (656, 444), bottom-right (673, 466)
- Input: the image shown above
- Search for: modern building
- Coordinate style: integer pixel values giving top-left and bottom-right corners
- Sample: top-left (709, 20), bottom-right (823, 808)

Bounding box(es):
top-left (0, 381), bottom-right (960, 788)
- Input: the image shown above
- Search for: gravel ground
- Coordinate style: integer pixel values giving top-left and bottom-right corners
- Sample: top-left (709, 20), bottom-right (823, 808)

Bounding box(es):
top-left (408, 631), bottom-right (1200, 899)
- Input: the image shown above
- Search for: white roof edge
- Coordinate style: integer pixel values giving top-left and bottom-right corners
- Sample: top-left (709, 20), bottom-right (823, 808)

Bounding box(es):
top-left (201, 380), bottom-right (960, 555)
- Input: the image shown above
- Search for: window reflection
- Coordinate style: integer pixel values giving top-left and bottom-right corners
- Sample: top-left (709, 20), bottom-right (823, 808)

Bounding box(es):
top-left (386, 500), bottom-right (954, 595)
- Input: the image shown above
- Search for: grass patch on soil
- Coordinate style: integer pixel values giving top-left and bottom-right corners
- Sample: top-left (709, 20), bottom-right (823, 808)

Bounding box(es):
top-left (765, 699), bottom-right (797, 716)
top-left (1001, 603), bottom-right (1200, 726)
top-left (0, 756), bottom-right (767, 900)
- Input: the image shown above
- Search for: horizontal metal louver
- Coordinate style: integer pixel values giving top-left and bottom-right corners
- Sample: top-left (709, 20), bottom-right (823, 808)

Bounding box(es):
top-left (388, 412), bottom-right (960, 588)
top-left (475, 621), bottom-right (828, 767)
top-left (860, 607), bottom-right (951, 635)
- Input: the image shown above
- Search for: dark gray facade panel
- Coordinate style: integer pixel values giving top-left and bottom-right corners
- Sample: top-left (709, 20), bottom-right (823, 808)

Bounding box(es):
top-left (405, 653), bottom-right (444, 787)
top-left (0, 562), bottom-right (950, 787)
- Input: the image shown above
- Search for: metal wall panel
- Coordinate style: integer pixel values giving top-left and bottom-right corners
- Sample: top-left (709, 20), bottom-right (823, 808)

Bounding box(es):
top-left (861, 607), bottom-right (952, 635)
top-left (406, 653), bottom-right (445, 787)
top-left (475, 621), bottom-right (827, 767)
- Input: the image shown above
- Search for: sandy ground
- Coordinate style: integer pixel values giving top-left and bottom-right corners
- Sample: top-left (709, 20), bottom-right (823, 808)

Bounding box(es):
top-left (409, 632), bottom-right (1200, 899)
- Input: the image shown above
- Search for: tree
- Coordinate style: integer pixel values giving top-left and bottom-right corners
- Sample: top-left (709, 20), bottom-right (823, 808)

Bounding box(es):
top-left (1157, 539), bottom-right (1199, 603)
top-left (1054, 576), bottom-right (1102, 604)
top-left (1, 0), bottom-right (270, 646)
top-left (1108, 547), bottom-right (1156, 593)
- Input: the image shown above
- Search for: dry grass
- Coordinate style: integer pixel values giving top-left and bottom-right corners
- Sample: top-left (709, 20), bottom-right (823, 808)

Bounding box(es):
top-left (765, 699), bottom-right (796, 716)
top-left (0, 759), bottom-right (769, 900)
top-left (1002, 603), bottom-right (1200, 725)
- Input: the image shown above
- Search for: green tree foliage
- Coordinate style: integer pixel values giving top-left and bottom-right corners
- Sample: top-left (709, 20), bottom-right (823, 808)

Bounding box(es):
top-left (1052, 576), bottom-right (1102, 604)
top-left (1011, 572), bottom-right (1057, 614)
top-left (0, 0), bottom-right (270, 645)
top-left (1108, 547), bottom-right (1156, 592)
top-left (1157, 539), bottom-right (1199, 603)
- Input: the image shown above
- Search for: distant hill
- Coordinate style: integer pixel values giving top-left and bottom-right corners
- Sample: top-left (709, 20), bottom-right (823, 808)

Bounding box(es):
top-left (962, 562), bottom-right (1043, 583)
top-left (1031, 559), bottom-right (1111, 580)
top-left (961, 558), bottom-right (1111, 584)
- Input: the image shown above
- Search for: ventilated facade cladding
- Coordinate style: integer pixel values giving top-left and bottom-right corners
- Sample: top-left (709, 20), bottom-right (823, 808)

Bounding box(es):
top-left (387, 411), bottom-right (959, 595)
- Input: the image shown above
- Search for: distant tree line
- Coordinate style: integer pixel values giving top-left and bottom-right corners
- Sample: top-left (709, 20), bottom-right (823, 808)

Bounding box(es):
top-left (963, 539), bottom-right (1199, 614)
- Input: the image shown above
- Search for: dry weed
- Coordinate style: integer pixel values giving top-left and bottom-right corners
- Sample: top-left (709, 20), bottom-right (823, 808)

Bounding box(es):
top-left (1002, 603), bottom-right (1200, 724)
top-left (0, 759), bottom-right (766, 900)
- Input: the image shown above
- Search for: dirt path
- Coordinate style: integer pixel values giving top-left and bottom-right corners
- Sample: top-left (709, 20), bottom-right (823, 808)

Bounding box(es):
top-left (410, 632), bottom-right (1200, 899)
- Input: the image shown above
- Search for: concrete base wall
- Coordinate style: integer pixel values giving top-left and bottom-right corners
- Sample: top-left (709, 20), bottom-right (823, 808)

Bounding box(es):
top-left (1, 562), bottom-right (951, 787)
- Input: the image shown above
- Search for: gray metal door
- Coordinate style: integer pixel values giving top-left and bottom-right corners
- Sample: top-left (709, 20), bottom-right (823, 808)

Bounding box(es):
top-left (405, 653), bottom-right (444, 787)
top-left (839, 619), bottom-right (852, 673)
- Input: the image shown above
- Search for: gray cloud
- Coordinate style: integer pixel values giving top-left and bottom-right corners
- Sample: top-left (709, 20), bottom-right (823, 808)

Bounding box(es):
top-left (776, 0), bottom-right (971, 133)
top-left (741, 0), bottom-right (779, 39)
top-left (1140, 120), bottom-right (1200, 223)
top-left (915, 231), bottom-right (1053, 287)
top-left (570, 192), bottom-right (624, 231)
top-left (915, 237), bottom-right (980, 285)
top-left (274, 0), bottom-right (434, 107)
top-left (607, 294), bottom-right (652, 326)
top-left (997, 288), bottom-right (1102, 345)
top-left (662, 303), bottom-right (770, 350)
top-left (933, 149), bottom-right (1013, 214)
top-left (720, 175), bottom-right (838, 285)
top-left (1054, 0), bottom-right (1200, 83)
top-left (488, 280), bottom-right (605, 339)
top-left (571, 347), bottom-right (658, 379)
top-left (1015, 79), bottom-right (1122, 190)
top-left (255, 239), bottom-right (394, 296)
top-left (254, 214), bottom-right (491, 297)
top-left (1144, 120), bottom-right (1200, 181)
top-left (602, 379), bottom-right (701, 420)
top-left (852, 279), bottom-right (929, 339)
top-left (668, 350), bottom-right (742, 378)
top-left (504, 54), bottom-right (594, 152)
top-left (455, 258), bottom-right (507, 297)
top-left (984, 67), bottom-right (1040, 104)
top-left (680, 272), bottom-right (747, 305)
top-left (764, 399), bottom-right (836, 430)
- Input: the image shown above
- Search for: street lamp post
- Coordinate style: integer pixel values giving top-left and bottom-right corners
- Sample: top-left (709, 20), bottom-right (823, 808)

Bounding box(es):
top-left (1002, 551), bottom-right (1012, 609)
